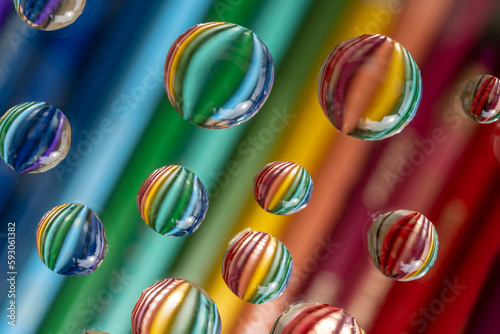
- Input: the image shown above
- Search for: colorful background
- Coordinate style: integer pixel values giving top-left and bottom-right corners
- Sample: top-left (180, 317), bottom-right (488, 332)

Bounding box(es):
top-left (1, 0), bottom-right (500, 333)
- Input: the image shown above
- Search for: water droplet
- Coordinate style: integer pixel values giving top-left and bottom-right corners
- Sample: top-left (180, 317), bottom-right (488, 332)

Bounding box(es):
top-left (13, 0), bottom-right (86, 31)
top-left (367, 209), bottom-right (438, 281)
top-left (222, 230), bottom-right (293, 304)
top-left (253, 161), bottom-right (313, 215)
top-left (460, 74), bottom-right (500, 124)
top-left (36, 203), bottom-right (107, 276)
top-left (164, 22), bottom-right (274, 129)
top-left (137, 165), bottom-right (208, 236)
top-left (270, 303), bottom-right (366, 334)
top-left (318, 34), bottom-right (422, 140)
top-left (131, 278), bottom-right (221, 334)
top-left (0, 102), bottom-right (71, 173)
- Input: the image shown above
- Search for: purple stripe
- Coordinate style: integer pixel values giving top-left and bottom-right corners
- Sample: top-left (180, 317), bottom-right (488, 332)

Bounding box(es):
top-left (34, 0), bottom-right (62, 26)
top-left (19, 112), bottom-right (65, 173)
top-left (44, 111), bottom-right (65, 157)
top-left (0, 0), bottom-right (11, 26)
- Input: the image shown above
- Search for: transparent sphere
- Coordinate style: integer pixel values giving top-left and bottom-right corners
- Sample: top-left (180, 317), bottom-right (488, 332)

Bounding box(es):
top-left (164, 22), bottom-right (274, 129)
top-left (0, 102), bottom-right (71, 173)
top-left (254, 161), bottom-right (313, 215)
top-left (137, 165), bottom-right (209, 236)
top-left (13, 0), bottom-right (86, 31)
top-left (318, 34), bottom-right (422, 140)
top-left (131, 278), bottom-right (221, 334)
top-left (270, 303), bottom-right (366, 334)
top-left (222, 229), bottom-right (293, 304)
top-left (461, 75), bottom-right (500, 124)
top-left (36, 203), bottom-right (107, 276)
top-left (367, 210), bottom-right (438, 281)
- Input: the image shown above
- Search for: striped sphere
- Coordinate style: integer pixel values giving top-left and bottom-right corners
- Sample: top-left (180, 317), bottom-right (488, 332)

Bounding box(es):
top-left (222, 230), bottom-right (293, 304)
top-left (164, 22), bottom-right (274, 129)
top-left (318, 34), bottom-right (422, 140)
top-left (367, 210), bottom-right (439, 281)
top-left (0, 102), bottom-right (70, 173)
top-left (270, 303), bottom-right (366, 334)
top-left (13, 0), bottom-right (86, 31)
top-left (461, 74), bottom-right (500, 123)
top-left (253, 161), bottom-right (313, 215)
top-left (131, 278), bottom-right (221, 334)
top-left (137, 165), bottom-right (208, 237)
top-left (36, 203), bottom-right (107, 276)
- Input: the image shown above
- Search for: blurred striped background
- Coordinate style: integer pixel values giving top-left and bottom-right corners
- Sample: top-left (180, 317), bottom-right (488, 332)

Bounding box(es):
top-left (1, 0), bottom-right (500, 333)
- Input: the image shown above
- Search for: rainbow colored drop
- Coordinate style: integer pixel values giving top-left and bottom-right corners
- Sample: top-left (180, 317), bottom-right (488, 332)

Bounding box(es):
top-left (36, 203), bottom-right (107, 276)
top-left (318, 34), bottom-right (422, 140)
top-left (164, 22), bottom-right (274, 129)
top-left (461, 75), bottom-right (500, 124)
top-left (270, 303), bottom-right (366, 334)
top-left (13, 0), bottom-right (86, 31)
top-left (222, 230), bottom-right (293, 304)
top-left (367, 210), bottom-right (439, 281)
top-left (131, 278), bottom-right (221, 334)
top-left (0, 102), bottom-right (71, 173)
top-left (253, 161), bottom-right (313, 215)
top-left (137, 165), bottom-right (208, 237)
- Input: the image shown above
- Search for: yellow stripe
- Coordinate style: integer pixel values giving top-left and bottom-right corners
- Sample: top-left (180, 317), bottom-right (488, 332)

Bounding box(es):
top-left (150, 283), bottom-right (190, 333)
top-left (168, 22), bottom-right (227, 97)
top-left (242, 237), bottom-right (278, 301)
top-left (363, 42), bottom-right (405, 122)
top-left (37, 204), bottom-right (65, 257)
top-left (409, 227), bottom-right (435, 278)
top-left (268, 165), bottom-right (300, 211)
top-left (143, 167), bottom-right (178, 225)
top-left (205, 3), bottom-right (394, 332)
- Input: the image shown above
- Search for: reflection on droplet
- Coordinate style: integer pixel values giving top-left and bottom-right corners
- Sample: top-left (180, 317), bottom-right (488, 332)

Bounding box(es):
top-left (270, 303), bottom-right (366, 334)
top-left (318, 34), bottom-right (422, 140)
top-left (164, 22), bottom-right (274, 129)
top-left (0, 102), bottom-right (71, 173)
top-left (36, 203), bottom-right (107, 276)
top-left (222, 230), bottom-right (293, 304)
top-left (253, 161), bottom-right (313, 215)
top-left (137, 165), bottom-right (208, 236)
top-left (461, 75), bottom-right (500, 124)
top-left (131, 278), bottom-right (221, 334)
top-left (367, 209), bottom-right (438, 281)
top-left (13, 0), bottom-right (86, 31)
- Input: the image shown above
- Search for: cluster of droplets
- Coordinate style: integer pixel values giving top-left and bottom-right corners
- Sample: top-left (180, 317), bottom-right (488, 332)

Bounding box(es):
top-left (14, 6), bottom-right (497, 329)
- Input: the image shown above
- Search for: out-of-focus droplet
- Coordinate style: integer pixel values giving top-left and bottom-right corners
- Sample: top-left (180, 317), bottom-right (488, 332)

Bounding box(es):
top-left (0, 102), bottom-right (71, 173)
top-left (13, 0), bottom-right (86, 31)
top-left (461, 74), bottom-right (500, 124)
